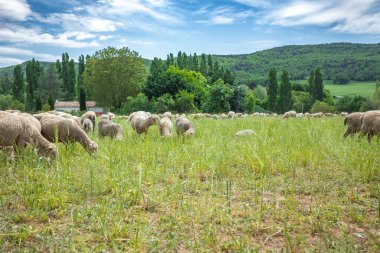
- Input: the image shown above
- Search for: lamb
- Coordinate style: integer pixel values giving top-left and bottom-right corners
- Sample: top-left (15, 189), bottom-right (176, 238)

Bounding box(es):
top-left (81, 111), bottom-right (96, 130)
top-left (359, 110), bottom-right (380, 142)
top-left (82, 118), bottom-right (94, 133)
top-left (228, 111), bottom-right (236, 119)
top-left (131, 112), bottom-right (160, 135)
top-left (0, 112), bottom-right (56, 160)
top-left (40, 115), bottom-right (98, 154)
top-left (98, 119), bottom-right (123, 140)
top-left (235, 129), bottom-right (256, 137)
top-left (159, 116), bottom-right (173, 137)
top-left (343, 112), bottom-right (365, 138)
top-left (282, 111), bottom-right (297, 119)
top-left (176, 116), bottom-right (195, 136)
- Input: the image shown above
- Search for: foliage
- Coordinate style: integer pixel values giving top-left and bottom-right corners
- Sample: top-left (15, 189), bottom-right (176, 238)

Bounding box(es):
top-left (253, 85), bottom-right (267, 102)
top-left (292, 91), bottom-right (313, 112)
top-left (310, 100), bottom-right (335, 113)
top-left (38, 64), bottom-right (63, 104)
top-left (78, 55), bottom-right (87, 111)
top-left (267, 68), bottom-right (277, 112)
top-left (0, 94), bottom-right (24, 111)
top-left (12, 65), bottom-right (24, 102)
top-left (41, 103), bottom-right (51, 112)
top-left (229, 85), bottom-right (247, 112)
top-left (0, 73), bottom-right (11, 95)
top-left (56, 53), bottom-right (76, 100)
top-left (333, 72), bottom-right (350, 84)
top-left (152, 94), bottom-right (175, 113)
top-left (120, 93), bottom-right (152, 114)
top-left (335, 95), bottom-right (366, 112)
top-left (277, 70), bottom-right (292, 113)
top-left (26, 59), bottom-right (42, 112)
top-left (202, 79), bottom-right (233, 113)
top-left (175, 90), bottom-right (196, 113)
top-left (309, 67), bottom-right (324, 102)
top-left (244, 90), bottom-right (256, 113)
top-left (84, 47), bottom-right (147, 109)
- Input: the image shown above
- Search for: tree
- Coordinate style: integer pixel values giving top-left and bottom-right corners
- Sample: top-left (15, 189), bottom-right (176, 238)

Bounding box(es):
top-left (121, 93), bottom-right (152, 114)
top-left (143, 57), bottom-right (167, 99)
top-left (200, 53), bottom-right (207, 76)
top-left (57, 53), bottom-right (76, 100)
top-left (152, 94), bottom-right (175, 113)
top-left (0, 73), bottom-right (11, 94)
top-left (244, 90), bottom-right (256, 113)
top-left (230, 85), bottom-right (247, 112)
top-left (253, 85), bottom-right (267, 102)
top-left (267, 68), bottom-right (277, 112)
top-left (26, 58), bottom-right (42, 112)
top-left (84, 47), bottom-right (147, 109)
top-left (78, 55), bottom-right (86, 111)
top-left (68, 59), bottom-right (76, 99)
top-left (313, 67), bottom-right (324, 101)
top-left (202, 79), bottom-right (233, 113)
top-left (310, 101), bottom-right (335, 113)
top-left (175, 90), bottom-right (196, 112)
top-left (292, 91), bottom-right (313, 112)
top-left (38, 64), bottom-right (63, 103)
top-left (12, 65), bottom-right (24, 102)
top-left (277, 70), bottom-right (292, 113)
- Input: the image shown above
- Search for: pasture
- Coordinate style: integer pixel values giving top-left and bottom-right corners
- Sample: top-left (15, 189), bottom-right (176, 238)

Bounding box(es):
top-left (325, 81), bottom-right (376, 97)
top-left (0, 117), bottom-right (379, 251)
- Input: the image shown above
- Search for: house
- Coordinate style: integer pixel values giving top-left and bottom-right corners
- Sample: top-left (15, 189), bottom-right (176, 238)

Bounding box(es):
top-left (54, 100), bottom-right (105, 114)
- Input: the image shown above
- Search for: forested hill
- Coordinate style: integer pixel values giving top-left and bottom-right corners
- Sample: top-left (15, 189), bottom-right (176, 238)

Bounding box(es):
top-left (1, 43), bottom-right (379, 85)
top-left (213, 43), bottom-right (380, 85)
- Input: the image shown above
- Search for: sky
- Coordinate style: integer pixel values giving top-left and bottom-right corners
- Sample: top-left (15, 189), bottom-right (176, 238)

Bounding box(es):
top-left (0, 0), bottom-right (379, 67)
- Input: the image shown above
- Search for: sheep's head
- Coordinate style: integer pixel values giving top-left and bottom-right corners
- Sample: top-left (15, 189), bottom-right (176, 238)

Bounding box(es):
top-left (150, 114), bottom-right (160, 126)
top-left (87, 141), bottom-right (98, 154)
top-left (39, 144), bottom-right (57, 160)
top-left (115, 126), bottom-right (123, 140)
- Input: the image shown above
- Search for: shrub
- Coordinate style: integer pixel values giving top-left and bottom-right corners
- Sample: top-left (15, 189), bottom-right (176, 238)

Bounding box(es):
top-left (121, 93), bottom-right (152, 114)
top-left (310, 100), bottom-right (335, 113)
top-left (152, 94), bottom-right (175, 113)
top-left (175, 90), bottom-right (196, 113)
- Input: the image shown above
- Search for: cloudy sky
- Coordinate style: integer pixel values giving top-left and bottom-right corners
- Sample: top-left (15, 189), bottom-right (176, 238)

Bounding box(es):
top-left (0, 0), bottom-right (379, 67)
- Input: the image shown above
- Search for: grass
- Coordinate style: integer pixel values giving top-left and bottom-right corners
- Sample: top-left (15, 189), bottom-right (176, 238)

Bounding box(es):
top-left (325, 81), bottom-right (377, 97)
top-left (0, 117), bottom-right (379, 251)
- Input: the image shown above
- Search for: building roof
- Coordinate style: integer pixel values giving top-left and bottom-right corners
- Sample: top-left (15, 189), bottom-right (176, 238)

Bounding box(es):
top-left (54, 101), bottom-right (98, 108)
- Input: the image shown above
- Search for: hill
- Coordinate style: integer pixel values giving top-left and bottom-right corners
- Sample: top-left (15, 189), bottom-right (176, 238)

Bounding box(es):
top-left (1, 43), bottom-right (379, 85)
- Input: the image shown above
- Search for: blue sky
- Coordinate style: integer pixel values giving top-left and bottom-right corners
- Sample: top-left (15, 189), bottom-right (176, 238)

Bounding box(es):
top-left (0, 0), bottom-right (379, 67)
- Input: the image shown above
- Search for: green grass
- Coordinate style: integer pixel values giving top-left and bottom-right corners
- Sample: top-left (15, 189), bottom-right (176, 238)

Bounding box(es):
top-left (0, 117), bottom-right (379, 251)
top-left (325, 81), bottom-right (376, 97)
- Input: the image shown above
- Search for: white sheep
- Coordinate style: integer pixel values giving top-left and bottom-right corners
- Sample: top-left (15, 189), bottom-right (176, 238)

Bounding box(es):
top-left (131, 112), bottom-right (160, 135)
top-left (282, 111), bottom-right (297, 119)
top-left (82, 118), bottom-right (94, 133)
top-left (159, 116), bottom-right (173, 137)
top-left (98, 118), bottom-right (123, 140)
top-left (176, 116), bottom-right (195, 136)
top-left (81, 111), bottom-right (96, 130)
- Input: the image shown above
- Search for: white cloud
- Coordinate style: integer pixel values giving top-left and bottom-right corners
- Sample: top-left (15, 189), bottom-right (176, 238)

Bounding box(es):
top-left (0, 24), bottom-right (100, 48)
top-left (0, 0), bottom-right (31, 21)
top-left (210, 16), bottom-right (235, 25)
top-left (0, 46), bottom-right (59, 61)
top-left (99, 35), bottom-right (113, 40)
top-left (233, 0), bottom-right (271, 8)
top-left (196, 6), bottom-right (254, 25)
top-left (0, 56), bottom-right (24, 67)
top-left (264, 0), bottom-right (380, 34)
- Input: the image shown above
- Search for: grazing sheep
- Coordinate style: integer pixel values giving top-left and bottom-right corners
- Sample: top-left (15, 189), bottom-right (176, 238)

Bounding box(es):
top-left (282, 111), bottom-right (297, 119)
top-left (324, 113), bottom-right (334, 117)
top-left (131, 112), bottom-right (160, 135)
top-left (312, 112), bottom-right (324, 118)
top-left (228, 111), bottom-right (236, 119)
top-left (163, 111), bottom-right (173, 120)
top-left (176, 116), bottom-right (195, 136)
top-left (212, 114), bottom-right (219, 119)
top-left (359, 110), bottom-right (380, 142)
top-left (40, 115), bottom-right (98, 154)
top-left (159, 116), bottom-right (173, 137)
top-left (343, 112), bottom-right (364, 138)
top-left (0, 112), bottom-right (56, 160)
top-left (235, 129), bottom-right (256, 137)
top-left (101, 114), bottom-right (111, 120)
top-left (98, 119), bottom-right (123, 140)
top-left (82, 118), bottom-right (94, 133)
top-left (220, 113), bottom-right (228, 119)
top-left (340, 112), bottom-right (348, 117)
top-left (81, 111), bottom-right (96, 130)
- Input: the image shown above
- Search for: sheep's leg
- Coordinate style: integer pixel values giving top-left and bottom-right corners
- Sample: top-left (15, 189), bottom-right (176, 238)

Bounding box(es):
top-left (367, 132), bottom-right (373, 143)
top-left (343, 128), bottom-right (351, 138)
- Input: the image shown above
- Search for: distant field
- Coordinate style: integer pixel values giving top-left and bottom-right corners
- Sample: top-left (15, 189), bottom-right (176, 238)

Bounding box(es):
top-left (324, 81), bottom-right (376, 97)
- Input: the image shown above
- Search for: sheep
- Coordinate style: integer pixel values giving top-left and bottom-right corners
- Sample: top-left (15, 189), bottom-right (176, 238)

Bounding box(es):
top-left (159, 116), bottom-right (173, 137)
top-left (163, 111), bottom-right (173, 120)
top-left (324, 113), bottom-right (334, 117)
top-left (40, 115), bottom-right (98, 154)
top-left (359, 110), bottom-right (380, 142)
top-left (340, 112), bottom-right (349, 117)
top-left (235, 129), bottom-right (256, 137)
top-left (343, 112), bottom-right (364, 138)
top-left (131, 112), bottom-right (160, 135)
top-left (176, 116), bottom-right (195, 136)
top-left (228, 111), bottom-right (236, 119)
top-left (101, 114), bottom-right (111, 120)
top-left (82, 118), bottom-right (94, 133)
top-left (282, 111), bottom-right (297, 119)
top-left (81, 111), bottom-right (96, 130)
top-left (98, 118), bottom-right (123, 140)
top-left (220, 113), bottom-right (228, 119)
top-left (0, 111), bottom-right (56, 160)
top-left (312, 112), bottom-right (324, 118)
top-left (212, 114), bottom-right (219, 119)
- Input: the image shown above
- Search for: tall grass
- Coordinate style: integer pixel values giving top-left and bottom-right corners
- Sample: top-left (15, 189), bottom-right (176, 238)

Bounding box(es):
top-left (0, 117), bottom-right (379, 251)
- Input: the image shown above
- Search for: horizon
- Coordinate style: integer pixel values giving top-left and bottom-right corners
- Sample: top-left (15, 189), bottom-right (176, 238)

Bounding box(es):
top-left (0, 0), bottom-right (380, 68)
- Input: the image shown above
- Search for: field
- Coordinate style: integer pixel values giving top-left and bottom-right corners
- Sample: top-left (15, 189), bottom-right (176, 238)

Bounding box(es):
top-left (324, 81), bottom-right (377, 97)
top-left (0, 117), bottom-right (379, 251)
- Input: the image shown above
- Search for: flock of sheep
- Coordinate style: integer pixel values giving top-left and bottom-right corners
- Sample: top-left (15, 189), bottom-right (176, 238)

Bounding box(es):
top-left (0, 109), bottom-right (378, 161)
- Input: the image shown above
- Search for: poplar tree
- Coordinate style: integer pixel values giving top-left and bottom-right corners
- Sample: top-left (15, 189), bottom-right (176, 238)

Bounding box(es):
top-left (314, 67), bottom-right (324, 101)
top-left (78, 55), bottom-right (86, 110)
top-left (277, 70), bottom-right (292, 113)
top-left (267, 68), bottom-right (277, 112)
top-left (26, 58), bottom-right (42, 112)
top-left (12, 65), bottom-right (24, 102)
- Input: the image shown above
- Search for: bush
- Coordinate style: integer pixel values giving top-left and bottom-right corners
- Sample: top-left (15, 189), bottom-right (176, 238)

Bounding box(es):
top-left (41, 103), bottom-right (51, 112)
top-left (152, 94), bottom-right (175, 113)
top-left (121, 93), bottom-right (152, 114)
top-left (333, 73), bottom-right (350, 84)
top-left (292, 91), bottom-right (313, 112)
top-left (244, 90), bottom-right (257, 113)
top-left (335, 95), bottom-right (366, 112)
top-left (202, 79), bottom-right (233, 113)
top-left (175, 90), bottom-right (196, 113)
top-left (310, 100), bottom-right (335, 113)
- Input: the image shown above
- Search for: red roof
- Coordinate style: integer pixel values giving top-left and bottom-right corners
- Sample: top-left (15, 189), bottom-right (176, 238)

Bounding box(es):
top-left (54, 101), bottom-right (98, 108)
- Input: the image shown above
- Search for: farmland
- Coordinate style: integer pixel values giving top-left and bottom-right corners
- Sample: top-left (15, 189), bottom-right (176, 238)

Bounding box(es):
top-left (0, 116), bottom-right (379, 251)
top-left (325, 81), bottom-right (377, 97)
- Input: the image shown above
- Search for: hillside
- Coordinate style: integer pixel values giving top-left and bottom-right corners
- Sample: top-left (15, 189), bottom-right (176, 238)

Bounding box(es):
top-left (1, 43), bottom-right (379, 85)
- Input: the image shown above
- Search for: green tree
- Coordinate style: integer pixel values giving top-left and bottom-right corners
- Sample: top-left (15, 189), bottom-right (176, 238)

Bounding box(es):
top-left (26, 58), bottom-right (42, 112)
top-left (38, 64), bottom-right (63, 103)
top-left (12, 65), bottom-right (24, 102)
top-left (244, 90), bottom-right (256, 113)
top-left (78, 55), bottom-right (86, 111)
top-left (308, 69), bottom-right (315, 100)
top-left (0, 73), bottom-right (11, 94)
top-left (143, 57), bottom-right (167, 99)
top-left (175, 90), bottom-right (196, 112)
top-left (253, 85), bottom-right (267, 102)
top-left (200, 53), bottom-right (207, 76)
top-left (267, 68), bottom-right (277, 112)
top-left (57, 53), bottom-right (76, 100)
top-left (314, 67), bottom-right (324, 101)
top-left (292, 91), bottom-right (313, 112)
top-left (121, 93), bottom-right (152, 114)
top-left (277, 70), bottom-right (292, 113)
top-left (152, 94), bottom-right (175, 113)
top-left (84, 47), bottom-right (147, 109)
top-left (202, 79), bottom-right (233, 113)
top-left (230, 85), bottom-right (247, 112)
top-left (68, 59), bottom-right (76, 99)
top-left (310, 100), bottom-right (335, 113)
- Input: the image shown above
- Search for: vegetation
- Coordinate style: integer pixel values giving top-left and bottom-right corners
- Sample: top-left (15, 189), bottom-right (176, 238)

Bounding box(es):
top-left (0, 117), bottom-right (379, 251)
top-left (325, 81), bottom-right (377, 97)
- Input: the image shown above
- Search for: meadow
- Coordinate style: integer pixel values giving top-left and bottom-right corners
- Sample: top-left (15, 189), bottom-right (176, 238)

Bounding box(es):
top-left (0, 117), bottom-right (379, 252)
top-left (324, 81), bottom-right (376, 97)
